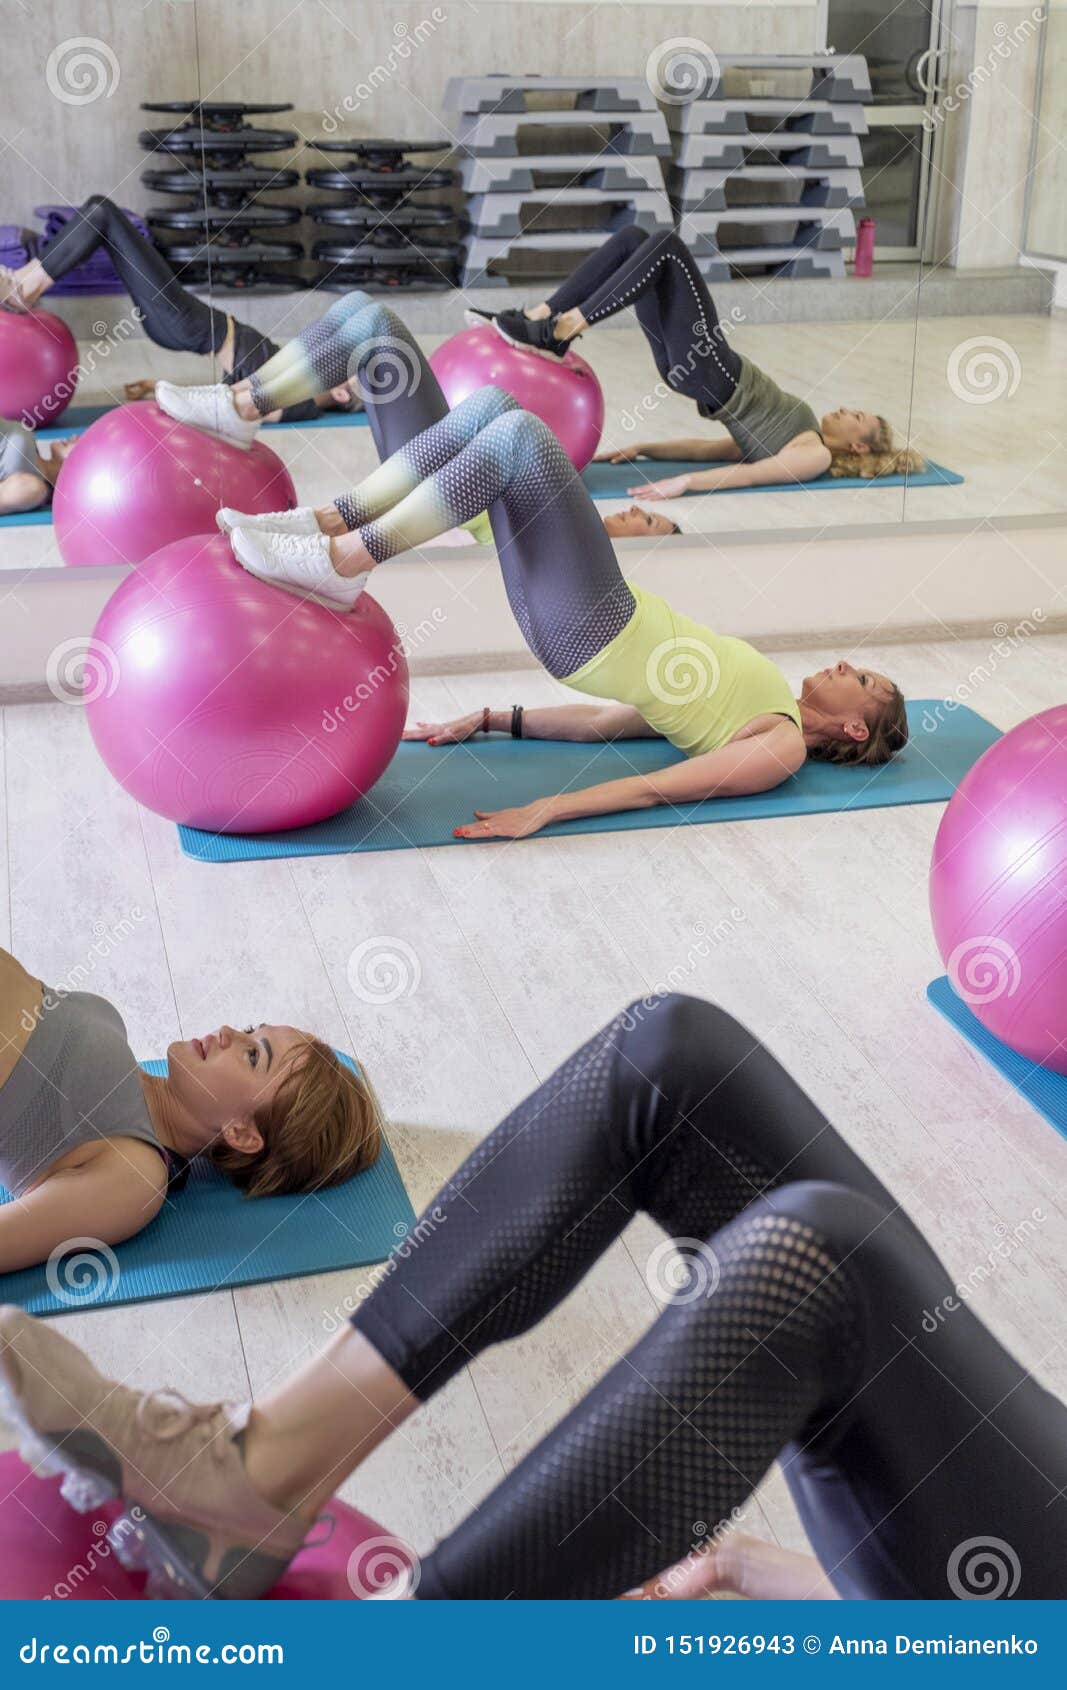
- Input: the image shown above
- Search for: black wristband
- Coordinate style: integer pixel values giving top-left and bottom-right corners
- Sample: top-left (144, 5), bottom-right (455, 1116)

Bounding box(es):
top-left (511, 705), bottom-right (524, 740)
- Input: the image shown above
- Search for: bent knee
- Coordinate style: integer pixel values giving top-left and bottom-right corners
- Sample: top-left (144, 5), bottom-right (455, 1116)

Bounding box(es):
top-left (0, 472), bottom-right (49, 515)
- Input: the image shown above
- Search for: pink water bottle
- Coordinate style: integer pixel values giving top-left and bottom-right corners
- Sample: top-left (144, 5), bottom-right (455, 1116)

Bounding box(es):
top-left (854, 217), bottom-right (875, 278)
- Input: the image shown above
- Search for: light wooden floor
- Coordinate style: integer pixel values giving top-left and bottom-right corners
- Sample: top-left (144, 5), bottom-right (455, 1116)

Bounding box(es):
top-left (4, 309), bottom-right (1065, 577)
top-left (3, 628), bottom-right (1066, 1567)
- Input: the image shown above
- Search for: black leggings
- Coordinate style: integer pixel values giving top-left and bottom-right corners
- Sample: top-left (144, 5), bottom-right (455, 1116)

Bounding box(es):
top-left (547, 225), bottom-right (742, 412)
top-left (354, 995), bottom-right (1066, 1600)
top-left (39, 195), bottom-right (228, 357)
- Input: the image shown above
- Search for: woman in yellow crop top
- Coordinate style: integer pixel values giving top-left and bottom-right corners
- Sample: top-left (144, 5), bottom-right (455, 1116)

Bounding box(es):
top-left (225, 381), bottom-right (909, 842)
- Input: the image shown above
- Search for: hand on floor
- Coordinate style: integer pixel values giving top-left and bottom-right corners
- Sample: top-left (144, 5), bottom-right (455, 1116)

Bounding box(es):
top-left (403, 713), bottom-right (486, 746)
top-left (626, 474), bottom-right (692, 500)
top-left (594, 446), bottom-right (646, 464)
top-left (454, 800), bottom-right (558, 841)
top-left (123, 379), bottom-right (157, 401)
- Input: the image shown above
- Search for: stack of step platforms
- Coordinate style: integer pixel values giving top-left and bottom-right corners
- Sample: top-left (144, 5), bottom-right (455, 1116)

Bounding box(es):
top-left (306, 138), bottom-right (463, 291)
top-left (446, 76), bottom-right (673, 289)
top-left (665, 54), bottom-right (870, 281)
top-left (139, 101), bottom-right (306, 292)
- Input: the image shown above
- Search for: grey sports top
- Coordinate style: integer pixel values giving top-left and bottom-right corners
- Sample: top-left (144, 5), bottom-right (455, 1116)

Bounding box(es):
top-left (699, 355), bottom-right (822, 461)
top-left (0, 417), bottom-right (48, 498)
top-left (0, 986), bottom-right (186, 1198)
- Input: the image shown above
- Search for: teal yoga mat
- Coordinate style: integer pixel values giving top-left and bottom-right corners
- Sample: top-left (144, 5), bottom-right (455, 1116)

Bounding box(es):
top-left (0, 506), bottom-right (52, 528)
top-left (178, 699), bottom-right (1000, 864)
top-left (33, 403), bottom-right (370, 442)
top-left (927, 975), bottom-right (1067, 1144)
top-left (0, 1055), bottom-right (415, 1318)
top-left (579, 457), bottom-right (964, 498)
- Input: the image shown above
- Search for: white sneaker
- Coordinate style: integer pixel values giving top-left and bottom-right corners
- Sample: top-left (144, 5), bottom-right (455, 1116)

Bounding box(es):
top-left (216, 505), bottom-right (319, 537)
top-left (230, 526), bottom-right (366, 610)
top-left (155, 380), bottom-right (260, 449)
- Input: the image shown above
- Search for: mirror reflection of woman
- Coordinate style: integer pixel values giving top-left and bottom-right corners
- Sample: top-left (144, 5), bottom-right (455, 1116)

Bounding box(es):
top-left (473, 225), bottom-right (926, 498)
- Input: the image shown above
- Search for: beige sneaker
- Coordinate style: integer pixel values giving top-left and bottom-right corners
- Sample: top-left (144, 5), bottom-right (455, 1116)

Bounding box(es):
top-left (0, 1306), bottom-right (319, 1599)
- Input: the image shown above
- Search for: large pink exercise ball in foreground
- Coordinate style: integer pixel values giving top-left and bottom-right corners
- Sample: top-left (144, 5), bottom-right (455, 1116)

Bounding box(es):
top-left (429, 326), bottom-right (604, 471)
top-left (930, 704), bottom-right (1067, 1071)
top-left (85, 533), bottom-right (409, 834)
top-left (54, 401), bottom-right (297, 568)
top-left (0, 307), bottom-right (79, 425)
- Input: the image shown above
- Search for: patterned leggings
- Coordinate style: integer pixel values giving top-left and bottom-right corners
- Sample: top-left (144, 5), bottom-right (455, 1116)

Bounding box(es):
top-left (354, 997), bottom-right (1067, 1601)
top-left (248, 293), bottom-right (635, 677)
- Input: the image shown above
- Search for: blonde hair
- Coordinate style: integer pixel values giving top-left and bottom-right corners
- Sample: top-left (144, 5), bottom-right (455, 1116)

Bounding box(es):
top-left (809, 681), bottom-right (909, 769)
top-left (210, 1038), bottom-right (382, 1198)
top-left (828, 415), bottom-right (926, 481)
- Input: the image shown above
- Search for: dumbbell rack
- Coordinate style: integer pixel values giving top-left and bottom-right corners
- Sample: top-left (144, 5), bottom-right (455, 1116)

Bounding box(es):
top-left (305, 138), bottom-right (462, 292)
top-left (445, 76), bottom-right (674, 289)
top-left (664, 54), bottom-right (871, 282)
top-left (139, 101), bottom-right (307, 292)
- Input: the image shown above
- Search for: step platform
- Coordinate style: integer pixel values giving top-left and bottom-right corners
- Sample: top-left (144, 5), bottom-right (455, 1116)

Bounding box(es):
top-left (458, 153), bottom-right (667, 193)
top-left (460, 228), bottom-right (660, 287)
top-left (679, 205), bottom-right (856, 254)
top-left (667, 52), bottom-right (871, 103)
top-left (454, 109), bottom-right (672, 158)
top-left (670, 164), bottom-right (865, 213)
top-left (666, 101), bottom-right (868, 139)
top-left (695, 247), bottom-right (846, 282)
top-left (675, 132), bottom-right (865, 171)
top-left (444, 74), bottom-right (658, 114)
top-left (465, 188), bottom-right (673, 239)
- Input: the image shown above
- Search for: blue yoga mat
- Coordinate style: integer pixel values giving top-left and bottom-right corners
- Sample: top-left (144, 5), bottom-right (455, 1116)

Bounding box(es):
top-left (178, 700), bottom-right (1000, 864)
top-left (0, 1055), bottom-right (415, 1318)
top-left (34, 403), bottom-right (370, 442)
top-left (579, 457), bottom-right (964, 499)
top-left (927, 976), bottom-right (1067, 1145)
top-left (0, 506), bottom-right (53, 528)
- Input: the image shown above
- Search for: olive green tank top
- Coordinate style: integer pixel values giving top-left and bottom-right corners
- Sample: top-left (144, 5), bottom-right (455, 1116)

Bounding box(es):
top-left (699, 355), bottom-right (821, 461)
top-left (563, 583), bottom-right (802, 759)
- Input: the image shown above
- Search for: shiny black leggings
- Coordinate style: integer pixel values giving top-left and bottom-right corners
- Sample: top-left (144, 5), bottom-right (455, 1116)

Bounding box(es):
top-left (354, 995), bottom-right (1067, 1600)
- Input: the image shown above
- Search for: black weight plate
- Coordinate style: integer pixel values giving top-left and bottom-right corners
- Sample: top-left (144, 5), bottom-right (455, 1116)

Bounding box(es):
top-left (178, 264), bottom-right (307, 292)
top-left (304, 165), bottom-right (454, 193)
top-left (139, 128), bottom-right (298, 156)
top-left (312, 269), bottom-right (455, 292)
top-left (147, 205), bottom-right (302, 231)
top-left (159, 238), bottom-right (305, 264)
top-left (309, 204), bottom-right (457, 229)
top-left (312, 238), bottom-right (462, 263)
top-left (142, 165), bottom-right (301, 200)
top-left (312, 137), bottom-right (449, 161)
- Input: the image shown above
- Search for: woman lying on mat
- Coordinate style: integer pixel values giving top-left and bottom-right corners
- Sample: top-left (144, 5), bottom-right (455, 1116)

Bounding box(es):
top-left (2, 994), bottom-right (1060, 1600)
top-left (149, 295), bottom-right (905, 840)
top-left (0, 195), bottom-right (357, 424)
top-left (472, 226), bottom-right (926, 497)
top-left (0, 418), bottom-right (77, 515)
top-left (0, 944), bottom-right (379, 1275)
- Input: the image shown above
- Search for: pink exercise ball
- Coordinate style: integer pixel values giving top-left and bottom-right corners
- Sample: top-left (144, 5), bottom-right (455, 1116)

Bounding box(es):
top-left (0, 307), bottom-right (79, 425)
top-left (85, 532), bottom-right (408, 834)
top-left (429, 326), bottom-right (604, 471)
top-left (930, 704), bottom-right (1067, 1071)
top-left (54, 401), bottom-right (297, 569)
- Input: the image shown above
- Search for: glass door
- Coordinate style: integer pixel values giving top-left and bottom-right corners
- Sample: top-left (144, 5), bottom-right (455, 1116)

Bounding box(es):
top-left (822, 0), bottom-right (949, 259)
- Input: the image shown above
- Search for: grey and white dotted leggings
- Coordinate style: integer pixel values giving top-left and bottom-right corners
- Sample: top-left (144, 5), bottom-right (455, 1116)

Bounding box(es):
top-left (547, 224), bottom-right (742, 410)
top-left (353, 995), bottom-right (1067, 1600)
top-left (244, 293), bottom-right (635, 677)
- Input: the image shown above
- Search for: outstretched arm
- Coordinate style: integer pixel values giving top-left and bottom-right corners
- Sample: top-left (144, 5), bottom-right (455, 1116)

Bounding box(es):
top-left (404, 703), bottom-right (657, 747)
top-left (629, 434), bottom-right (832, 498)
top-left (0, 1151), bottom-right (166, 1275)
top-left (595, 437), bottom-right (744, 465)
top-left (454, 718), bottom-right (805, 840)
